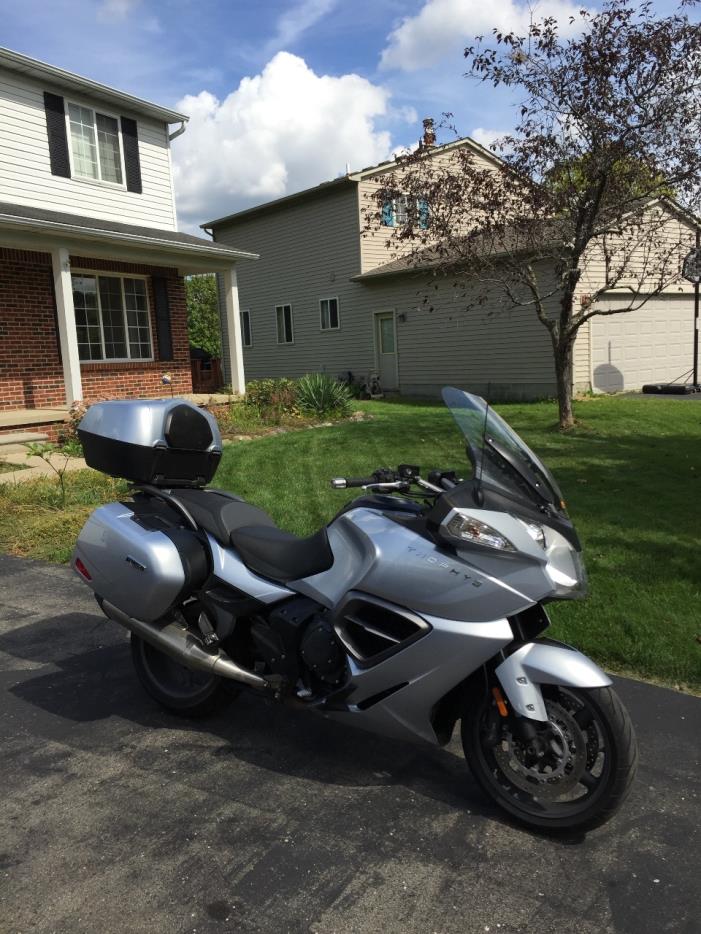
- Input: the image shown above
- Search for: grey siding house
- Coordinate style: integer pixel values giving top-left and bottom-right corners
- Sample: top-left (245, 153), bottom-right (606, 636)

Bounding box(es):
top-left (206, 138), bottom-right (696, 398)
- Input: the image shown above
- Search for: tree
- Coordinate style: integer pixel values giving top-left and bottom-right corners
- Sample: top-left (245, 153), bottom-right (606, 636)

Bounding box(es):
top-left (185, 274), bottom-right (221, 358)
top-left (366, 0), bottom-right (701, 428)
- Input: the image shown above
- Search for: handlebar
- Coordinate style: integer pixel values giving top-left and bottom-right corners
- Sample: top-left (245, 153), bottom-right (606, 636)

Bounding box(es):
top-left (331, 466), bottom-right (461, 495)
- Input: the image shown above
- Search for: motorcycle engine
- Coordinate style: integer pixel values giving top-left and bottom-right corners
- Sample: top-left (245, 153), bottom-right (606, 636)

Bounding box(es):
top-left (300, 617), bottom-right (346, 684)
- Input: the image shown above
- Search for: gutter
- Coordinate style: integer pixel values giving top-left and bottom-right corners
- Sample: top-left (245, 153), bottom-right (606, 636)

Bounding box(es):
top-left (0, 47), bottom-right (188, 125)
top-left (0, 212), bottom-right (259, 262)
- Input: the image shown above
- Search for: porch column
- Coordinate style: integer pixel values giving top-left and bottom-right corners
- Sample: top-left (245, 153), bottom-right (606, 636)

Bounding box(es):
top-left (51, 247), bottom-right (83, 405)
top-left (222, 265), bottom-right (246, 395)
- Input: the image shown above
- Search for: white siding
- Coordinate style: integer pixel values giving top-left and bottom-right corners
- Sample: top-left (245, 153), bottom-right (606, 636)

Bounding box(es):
top-left (358, 145), bottom-right (501, 274)
top-left (216, 185), bottom-right (368, 383)
top-left (214, 188), bottom-right (557, 400)
top-left (579, 207), bottom-right (695, 296)
top-left (360, 265), bottom-right (558, 399)
top-left (0, 67), bottom-right (176, 229)
top-left (575, 204), bottom-right (696, 393)
top-left (215, 159), bottom-right (699, 399)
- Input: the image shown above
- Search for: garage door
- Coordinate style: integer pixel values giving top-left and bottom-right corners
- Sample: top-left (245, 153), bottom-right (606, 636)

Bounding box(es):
top-left (591, 294), bottom-right (695, 392)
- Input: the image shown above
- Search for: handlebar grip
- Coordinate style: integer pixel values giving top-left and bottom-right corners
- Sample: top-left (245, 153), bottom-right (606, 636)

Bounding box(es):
top-left (330, 476), bottom-right (375, 489)
top-left (347, 477), bottom-right (375, 487)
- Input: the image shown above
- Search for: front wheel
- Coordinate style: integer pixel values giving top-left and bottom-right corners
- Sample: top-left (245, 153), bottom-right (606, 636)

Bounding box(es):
top-left (130, 634), bottom-right (236, 717)
top-left (461, 684), bottom-right (638, 833)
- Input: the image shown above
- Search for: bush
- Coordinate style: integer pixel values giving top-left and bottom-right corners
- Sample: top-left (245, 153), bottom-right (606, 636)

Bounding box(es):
top-left (296, 372), bottom-right (352, 418)
top-left (186, 274), bottom-right (221, 358)
top-left (56, 400), bottom-right (88, 456)
top-left (245, 378), bottom-right (298, 421)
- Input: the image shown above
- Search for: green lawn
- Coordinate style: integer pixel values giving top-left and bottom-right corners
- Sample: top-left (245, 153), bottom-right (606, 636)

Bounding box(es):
top-left (214, 396), bottom-right (701, 692)
top-left (0, 395), bottom-right (698, 691)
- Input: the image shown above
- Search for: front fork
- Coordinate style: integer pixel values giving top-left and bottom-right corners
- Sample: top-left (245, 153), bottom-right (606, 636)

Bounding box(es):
top-left (494, 640), bottom-right (612, 722)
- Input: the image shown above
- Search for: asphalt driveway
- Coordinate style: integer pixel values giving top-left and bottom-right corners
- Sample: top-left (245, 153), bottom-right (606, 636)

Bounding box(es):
top-left (0, 554), bottom-right (699, 934)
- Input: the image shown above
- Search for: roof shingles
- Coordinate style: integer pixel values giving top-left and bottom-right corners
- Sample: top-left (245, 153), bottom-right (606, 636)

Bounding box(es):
top-left (0, 201), bottom-right (254, 258)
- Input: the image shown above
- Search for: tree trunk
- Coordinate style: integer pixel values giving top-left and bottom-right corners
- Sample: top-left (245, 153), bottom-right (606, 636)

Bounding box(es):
top-left (554, 340), bottom-right (575, 429)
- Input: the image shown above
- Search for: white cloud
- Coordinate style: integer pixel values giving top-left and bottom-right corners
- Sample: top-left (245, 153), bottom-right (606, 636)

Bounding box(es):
top-left (380, 0), bottom-right (588, 72)
top-left (265, 0), bottom-right (338, 55)
top-left (471, 127), bottom-right (511, 150)
top-left (97, 0), bottom-right (139, 22)
top-left (172, 52), bottom-right (400, 230)
top-left (96, 0), bottom-right (160, 31)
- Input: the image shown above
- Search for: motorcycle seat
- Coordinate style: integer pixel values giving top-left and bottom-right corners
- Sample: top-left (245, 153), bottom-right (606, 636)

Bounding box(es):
top-left (171, 488), bottom-right (334, 582)
top-left (230, 525), bottom-right (334, 583)
top-left (172, 488), bottom-right (276, 544)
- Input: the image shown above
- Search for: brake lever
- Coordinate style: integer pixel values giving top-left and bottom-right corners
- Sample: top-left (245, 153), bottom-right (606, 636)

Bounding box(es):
top-left (415, 477), bottom-right (444, 494)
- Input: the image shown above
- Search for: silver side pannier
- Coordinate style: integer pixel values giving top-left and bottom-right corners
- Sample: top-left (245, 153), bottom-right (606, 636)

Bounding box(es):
top-left (78, 398), bottom-right (222, 488)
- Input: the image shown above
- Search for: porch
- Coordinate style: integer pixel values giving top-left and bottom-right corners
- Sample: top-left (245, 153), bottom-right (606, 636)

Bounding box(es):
top-left (0, 405), bottom-right (69, 444)
top-left (0, 202), bottom-right (257, 411)
top-left (0, 406), bottom-right (69, 429)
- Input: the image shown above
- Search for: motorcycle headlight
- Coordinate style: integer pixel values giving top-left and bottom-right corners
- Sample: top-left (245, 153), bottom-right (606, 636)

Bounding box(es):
top-left (517, 518), bottom-right (546, 549)
top-left (445, 514), bottom-right (516, 552)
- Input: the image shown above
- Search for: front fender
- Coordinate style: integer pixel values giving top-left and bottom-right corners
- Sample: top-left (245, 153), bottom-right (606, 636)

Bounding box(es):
top-left (496, 641), bottom-right (612, 721)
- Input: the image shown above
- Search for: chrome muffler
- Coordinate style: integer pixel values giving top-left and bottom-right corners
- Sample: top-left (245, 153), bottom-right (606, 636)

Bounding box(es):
top-left (100, 599), bottom-right (269, 690)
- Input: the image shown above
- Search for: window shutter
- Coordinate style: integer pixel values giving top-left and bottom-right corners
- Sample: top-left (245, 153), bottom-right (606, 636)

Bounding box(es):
top-left (152, 276), bottom-right (173, 360)
top-left (418, 198), bottom-right (430, 230)
top-left (381, 200), bottom-right (395, 227)
top-left (43, 92), bottom-right (71, 178)
top-left (120, 116), bottom-right (143, 193)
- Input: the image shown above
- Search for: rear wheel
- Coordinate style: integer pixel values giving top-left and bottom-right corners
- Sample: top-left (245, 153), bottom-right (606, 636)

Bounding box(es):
top-left (130, 634), bottom-right (236, 717)
top-left (461, 684), bottom-right (638, 833)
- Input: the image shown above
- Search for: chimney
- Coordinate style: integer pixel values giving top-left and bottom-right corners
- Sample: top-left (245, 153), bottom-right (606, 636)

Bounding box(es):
top-left (421, 117), bottom-right (436, 148)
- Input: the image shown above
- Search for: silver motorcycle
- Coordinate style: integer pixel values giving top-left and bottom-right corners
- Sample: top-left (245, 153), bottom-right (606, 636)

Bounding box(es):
top-left (73, 387), bottom-right (638, 832)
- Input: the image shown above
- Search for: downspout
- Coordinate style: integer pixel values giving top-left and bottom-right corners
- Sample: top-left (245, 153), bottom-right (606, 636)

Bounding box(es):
top-left (168, 120), bottom-right (187, 141)
top-left (166, 120), bottom-right (187, 230)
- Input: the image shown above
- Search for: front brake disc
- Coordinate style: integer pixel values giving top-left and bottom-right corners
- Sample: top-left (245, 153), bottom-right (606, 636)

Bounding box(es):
top-left (493, 699), bottom-right (589, 800)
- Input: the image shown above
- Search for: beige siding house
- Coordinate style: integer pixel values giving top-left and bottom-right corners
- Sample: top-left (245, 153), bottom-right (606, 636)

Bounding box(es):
top-left (207, 138), bottom-right (696, 398)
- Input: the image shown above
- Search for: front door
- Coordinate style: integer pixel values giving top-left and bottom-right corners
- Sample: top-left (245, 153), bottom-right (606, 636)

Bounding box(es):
top-left (374, 312), bottom-right (398, 391)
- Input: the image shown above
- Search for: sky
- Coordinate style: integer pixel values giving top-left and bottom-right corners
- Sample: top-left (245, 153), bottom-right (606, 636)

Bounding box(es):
top-left (0, 0), bottom-right (689, 232)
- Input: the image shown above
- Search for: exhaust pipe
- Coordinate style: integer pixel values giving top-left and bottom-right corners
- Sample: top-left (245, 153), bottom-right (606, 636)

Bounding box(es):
top-left (100, 599), bottom-right (270, 690)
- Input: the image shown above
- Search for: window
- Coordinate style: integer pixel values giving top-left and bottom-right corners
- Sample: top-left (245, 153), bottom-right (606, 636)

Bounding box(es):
top-left (72, 273), bottom-right (152, 361)
top-left (381, 196), bottom-right (430, 229)
top-left (276, 304), bottom-right (294, 344)
top-left (67, 102), bottom-right (123, 184)
top-left (320, 297), bottom-right (340, 330)
top-left (240, 309), bottom-right (252, 347)
top-left (394, 195), bottom-right (410, 226)
top-left (379, 315), bottom-right (396, 354)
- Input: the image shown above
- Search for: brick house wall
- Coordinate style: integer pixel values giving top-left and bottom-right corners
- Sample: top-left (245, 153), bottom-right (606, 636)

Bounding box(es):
top-left (0, 247), bottom-right (192, 411)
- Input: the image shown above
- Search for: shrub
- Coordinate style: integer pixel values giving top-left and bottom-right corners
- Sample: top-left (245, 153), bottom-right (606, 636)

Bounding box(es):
top-left (245, 378), bottom-right (299, 422)
top-left (296, 372), bottom-right (352, 418)
top-left (56, 400), bottom-right (88, 456)
top-left (186, 274), bottom-right (221, 358)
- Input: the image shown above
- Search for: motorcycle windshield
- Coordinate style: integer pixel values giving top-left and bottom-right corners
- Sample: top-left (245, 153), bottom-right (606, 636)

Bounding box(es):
top-left (441, 386), bottom-right (566, 510)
